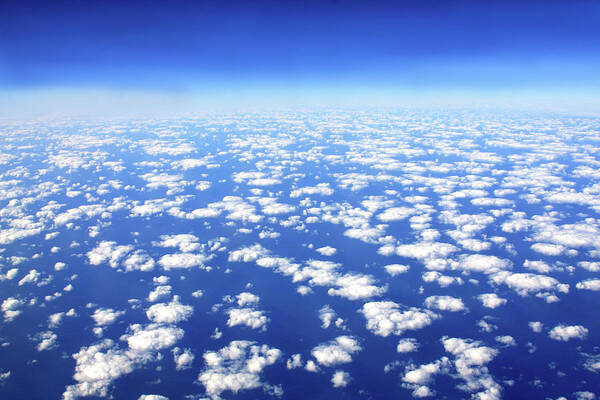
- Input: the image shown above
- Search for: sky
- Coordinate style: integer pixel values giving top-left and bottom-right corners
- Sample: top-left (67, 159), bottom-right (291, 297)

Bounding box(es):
top-left (1, 0), bottom-right (599, 116)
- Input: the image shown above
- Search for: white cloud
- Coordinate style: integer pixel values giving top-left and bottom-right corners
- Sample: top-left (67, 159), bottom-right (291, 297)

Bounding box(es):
top-left (158, 253), bottom-right (211, 270)
top-left (37, 331), bottom-right (58, 351)
top-left (424, 296), bottom-right (466, 312)
top-left (226, 308), bottom-right (269, 331)
top-left (18, 269), bottom-right (40, 286)
top-left (377, 207), bottom-right (415, 222)
top-left (384, 264), bottom-right (410, 276)
top-left (316, 246), bottom-right (337, 256)
top-left (1, 297), bottom-right (24, 321)
top-left (456, 254), bottom-right (511, 275)
top-left (331, 370), bottom-right (351, 388)
top-left (93, 308), bottom-right (125, 326)
top-left (290, 183), bottom-right (333, 198)
top-left (138, 395), bottom-right (169, 400)
top-left (528, 321), bottom-right (543, 333)
top-left (148, 285), bottom-right (172, 302)
top-left (490, 271), bottom-right (569, 296)
top-left (197, 340), bottom-right (281, 400)
top-left (360, 301), bottom-right (439, 337)
top-left (319, 305), bottom-right (336, 329)
top-left (146, 298), bottom-right (193, 324)
top-left (397, 338), bottom-right (419, 353)
top-left (477, 293), bottom-right (507, 309)
top-left (530, 242), bottom-right (565, 256)
top-left (172, 347), bottom-right (195, 370)
top-left (576, 279), bottom-right (600, 291)
top-left (548, 324), bottom-right (589, 341)
top-left (311, 336), bottom-right (361, 367)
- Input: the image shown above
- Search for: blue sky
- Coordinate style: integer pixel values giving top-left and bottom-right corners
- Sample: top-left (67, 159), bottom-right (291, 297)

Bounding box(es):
top-left (1, 0), bottom-right (599, 115)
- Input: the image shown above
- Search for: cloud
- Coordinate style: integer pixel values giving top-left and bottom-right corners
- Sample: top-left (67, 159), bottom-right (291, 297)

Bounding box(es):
top-left (397, 338), bottom-right (419, 353)
top-left (197, 340), bottom-right (281, 400)
top-left (377, 207), bottom-right (415, 222)
top-left (146, 298), bottom-right (194, 324)
top-left (226, 308), bottom-right (269, 330)
top-left (316, 246), bottom-right (337, 256)
top-left (490, 271), bottom-right (569, 297)
top-left (331, 370), bottom-right (351, 388)
top-left (158, 253), bottom-right (211, 270)
top-left (424, 296), bottom-right (466, 312)
top-left (172, 347), bottom-right (194, 370)
top-left (384, 264), bottom-right (410, 276)
top-left (2, 297), bottom-right (24, 322)
top-left (360, 301), bottom-right (439, 337)
top-left (311, 336), bottom-right (361, 367)
top-left (548, 324), bottom-right (589, 341)
top-left (290, 183), bottom-right (333, 198)
top-left (92, 308), bottom-right (125, 326)
top-left (477, 293), bottom-right (507, 309)
top-left (576, 279), bottom-right (600, 291)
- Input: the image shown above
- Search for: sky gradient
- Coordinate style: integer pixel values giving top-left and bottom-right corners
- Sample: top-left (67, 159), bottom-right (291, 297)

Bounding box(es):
top-left (1, 0), bottom-right (599, 116)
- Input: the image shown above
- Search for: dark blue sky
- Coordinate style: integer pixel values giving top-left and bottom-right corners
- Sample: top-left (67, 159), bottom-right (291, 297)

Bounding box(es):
top-left (1, 0), bottom-right (599, 112)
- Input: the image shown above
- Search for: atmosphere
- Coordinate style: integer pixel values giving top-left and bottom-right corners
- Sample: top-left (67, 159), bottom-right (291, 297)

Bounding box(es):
top-left (1, 0), bottom-right (600, 115)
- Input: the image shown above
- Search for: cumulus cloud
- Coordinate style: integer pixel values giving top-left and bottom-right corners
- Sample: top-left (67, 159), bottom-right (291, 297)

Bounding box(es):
top-left (197, 340), bottom-right (281, 399)
top-left (477, 293), bottom-right (507, 309)
top-left (311, 336), bottom-right (361, 367)
top-left (331, 370), bottom-right (351, 388)
top-left (548, 324), bottom-right (589, 341)
top-left (146, 298), bottom-right (194, 324)
top-left (226, 308), bottom-right (269, 331)
top-left (490, 271), bottom-right (569, 297)
top-left (360, 301), bottom-right (439, 337)
top-left (92, 308), bottom-right (125, 326)
top-left (158, 253), bottom-right (211, 270)
top-left (424, 296), bottom-right (466, 312)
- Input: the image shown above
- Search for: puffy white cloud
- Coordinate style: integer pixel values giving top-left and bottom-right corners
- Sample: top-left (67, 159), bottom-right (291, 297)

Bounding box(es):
top-left (424, 296), bottom-right (466, 312)
top-left (327, 274), bottom-right (387, 301)
top-left (422, 271), bottom-right (463, 287)
top-left (87, 241), bottom-right (134, 268)
top-left (123, 324), bottom-right (184, 353)
top-left (158, 253), bottom-right (211, 270)
top-left (235, 292), bottom-right (260, 306)
top-left (146, 298), bottom-right (193, 324)
top-left (226, 308), bottom-right (269, 330)
top-left (360, 301), bottom-right (439, 337)
top-left (548, 324), bottom-right (589, 341)
top-left (316, 246), bottom-right (337, 256)
top-left (311, 336), bottom-right (361, 367)
top-left (477, 293), bottom-right (507, 309)
top-left (495, 335), bottom-right (516, 346)
top-left (290, 183), bottom-right (333, 198)
top-left (528, 321), bottom-right (543, 333)
top-left (530, 242), bottom-right (565, 256)
top-left (319, 305), bottom-right (337, 329)
top-left (490, 271), bottom-right (569, 296)
top-left (456, 254), bottom-right (511, 275)
top-left (576, 279), bottom-right (600, 291)
top-left (92, 308), bottom-right (125, 326)
top-left (18, 269), bottom-right (40, 286)
top-left (397, 338), bottom-right (419, 353)
top-left (63, 339), bottom-right (137, 400)
top-left (172, 347), bottom-right (194, 370)
top-left (148, 285), bottom-right (172, 302)
top-left (197, 340), bottom-right (281, 399)
top-left (228, 244), bottom-right (269, 263)
top-left (155, 234), bottom-right (201, 252)
top-left (2, 297), bottom-right (24, 321)
top-left (286, 354), bottom-right (302, 369)
top-left (384, 264), bottom-right (410, 276)
top-left (331, 370), bottom-right (351, 388)
top-left (377, 207), bottom-right (415, 222)
top-left (442, 337), bottom-right (501, 400)
top-left (138, 395), bottom-right (169, 400)
top-left (394, 242), bottom-right (458, 260)
top-left (37, 331), bottom-right (58, 351)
